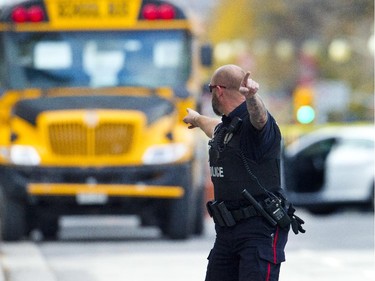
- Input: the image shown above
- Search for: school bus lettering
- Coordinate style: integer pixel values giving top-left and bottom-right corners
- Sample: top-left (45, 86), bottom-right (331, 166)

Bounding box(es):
top-left (45, 0), bottom-right (141, 28)
top-left (57, 2), bottom-right (100, 18)
top-left (55, 1), bottom-right (130, 19)
top-left (108, 1), bottom-right (130, 17)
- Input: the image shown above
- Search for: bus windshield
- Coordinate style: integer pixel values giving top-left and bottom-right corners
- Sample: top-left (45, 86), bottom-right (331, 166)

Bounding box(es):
top-left (6, 30), bottom-right (191, 89)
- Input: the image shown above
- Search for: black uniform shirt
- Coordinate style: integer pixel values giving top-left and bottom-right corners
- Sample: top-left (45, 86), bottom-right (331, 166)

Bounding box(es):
top-left (222, 101), bottom-right (281, 163)
top-left (209, 101), bottom-right (282, 203)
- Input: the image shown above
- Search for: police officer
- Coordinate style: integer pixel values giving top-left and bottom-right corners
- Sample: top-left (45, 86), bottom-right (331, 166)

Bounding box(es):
top-left (183, 64), bottom-right (304, 281)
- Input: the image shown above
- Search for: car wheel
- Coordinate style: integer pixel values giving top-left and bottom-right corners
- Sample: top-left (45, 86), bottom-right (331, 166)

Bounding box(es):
top-left (0, 188), bottom-right (27, 241)
top-left (193, 186), bottom-right (205, 236)
top-left (164, 197), bottom-right (191, 239)
top-left (163, 164), bottom-right (193, 240)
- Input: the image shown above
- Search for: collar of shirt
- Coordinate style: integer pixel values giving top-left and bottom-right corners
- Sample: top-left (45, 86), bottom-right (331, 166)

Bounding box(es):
top-left (221, 101), bottom-right (247, 125)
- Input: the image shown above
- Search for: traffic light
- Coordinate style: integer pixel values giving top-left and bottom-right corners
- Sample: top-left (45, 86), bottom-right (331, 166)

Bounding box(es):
top-left (293, 85), bottom-right (315, 124)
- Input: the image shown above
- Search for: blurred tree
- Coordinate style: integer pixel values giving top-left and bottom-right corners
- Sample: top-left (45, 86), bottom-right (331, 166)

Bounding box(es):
top-left (206, 0), bottom-right (374, 122)
top-left (207, 0), bottom-right (254, 42)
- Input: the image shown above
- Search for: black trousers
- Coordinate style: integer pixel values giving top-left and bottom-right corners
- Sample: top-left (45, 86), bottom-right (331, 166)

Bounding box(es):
top-left (205, 216), bottom-right (289, 281)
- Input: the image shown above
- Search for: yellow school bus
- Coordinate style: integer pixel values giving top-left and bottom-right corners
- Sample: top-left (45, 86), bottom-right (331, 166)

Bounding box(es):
top-left (0, 0), bottom-right (211, 240)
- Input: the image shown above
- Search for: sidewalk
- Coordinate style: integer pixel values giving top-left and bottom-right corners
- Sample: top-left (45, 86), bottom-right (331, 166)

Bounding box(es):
top-left (0, 242), bottom-right (56, 281)
top-left (0, 249), bottom-right (6, 281)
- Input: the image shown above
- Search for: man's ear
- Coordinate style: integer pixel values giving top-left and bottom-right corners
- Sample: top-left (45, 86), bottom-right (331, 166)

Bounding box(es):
top-left (217, 87), bottom-right (225, 98)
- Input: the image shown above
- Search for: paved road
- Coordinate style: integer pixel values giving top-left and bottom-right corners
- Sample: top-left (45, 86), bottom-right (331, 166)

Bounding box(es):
top-left (0, 210), bottom-right (374, 281)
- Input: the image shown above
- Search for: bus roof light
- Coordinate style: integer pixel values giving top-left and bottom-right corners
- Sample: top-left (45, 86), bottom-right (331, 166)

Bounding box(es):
top-left (142, 3), bottom-right (176, 20)
top-left (28, 6), bottom-right (45, 22)
top-left (159, 4), bottom-right (176, 19)
top-left (142, 4), bottom-right (159, 20)
top-left (11, 7), bottom-right (28, 23)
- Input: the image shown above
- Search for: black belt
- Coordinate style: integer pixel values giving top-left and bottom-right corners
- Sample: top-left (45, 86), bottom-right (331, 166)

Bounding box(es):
top-left (206, 201), bottom-right (259, 227)
top-left (230, 205), bottom-right (258, 222)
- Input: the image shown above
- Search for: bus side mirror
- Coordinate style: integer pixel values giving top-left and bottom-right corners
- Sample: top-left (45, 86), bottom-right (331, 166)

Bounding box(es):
top-left (200, 44), bottom-right (213, 67)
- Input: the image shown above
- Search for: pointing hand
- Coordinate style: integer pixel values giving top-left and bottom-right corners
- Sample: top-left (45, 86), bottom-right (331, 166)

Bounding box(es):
top-left (183, 108), bottom-right (200, 129)
top-left (239, 71), bottom-right (259, 99)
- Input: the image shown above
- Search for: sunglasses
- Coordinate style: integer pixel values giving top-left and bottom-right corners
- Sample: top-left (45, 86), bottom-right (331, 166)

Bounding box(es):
top-left (208, 84), bottom-right (227, 93)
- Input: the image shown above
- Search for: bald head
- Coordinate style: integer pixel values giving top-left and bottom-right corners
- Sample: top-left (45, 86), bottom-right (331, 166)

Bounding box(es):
top-left (211, 64), bottom-right (246, 90)
top-left (210, 64), bottom-right (249, 116)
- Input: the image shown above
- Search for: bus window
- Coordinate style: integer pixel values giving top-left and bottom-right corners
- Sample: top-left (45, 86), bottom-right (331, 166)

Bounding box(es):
top-left (83, 41), bottom-right (125, 87)
top-left (154, 40), bottom-right (184, 68)
top-left (34, 41), bottom-right (73, 70)
top-left (9, 30), bottom-right (191, 89)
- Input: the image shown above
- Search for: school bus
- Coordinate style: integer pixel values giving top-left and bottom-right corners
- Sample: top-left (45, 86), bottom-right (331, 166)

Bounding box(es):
top-left (0, 0), bottom-right (212, 240)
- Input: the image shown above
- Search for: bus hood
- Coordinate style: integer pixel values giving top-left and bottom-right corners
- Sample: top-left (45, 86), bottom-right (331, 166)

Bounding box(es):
top-left (13, 94), bottom-right (175, 126)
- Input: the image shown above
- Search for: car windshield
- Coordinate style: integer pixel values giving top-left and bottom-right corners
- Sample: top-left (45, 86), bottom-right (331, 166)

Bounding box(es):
top-left (5, 30), bottom-right (191, 89)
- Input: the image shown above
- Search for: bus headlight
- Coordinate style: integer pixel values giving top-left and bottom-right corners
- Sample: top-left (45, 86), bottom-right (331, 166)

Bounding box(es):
top-left (10, 145), bottom-right (41, 166)
top-left (142, 143), bottom-right (188, 165)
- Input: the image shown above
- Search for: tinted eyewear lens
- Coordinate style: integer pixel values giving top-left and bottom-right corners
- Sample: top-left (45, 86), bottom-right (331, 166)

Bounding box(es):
top-left (208, 84), bottom-right (227, 93)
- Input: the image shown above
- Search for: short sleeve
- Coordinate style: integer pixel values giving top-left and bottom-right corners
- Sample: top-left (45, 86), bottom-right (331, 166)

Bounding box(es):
top-left (241, 112), bottom-right (281, 162)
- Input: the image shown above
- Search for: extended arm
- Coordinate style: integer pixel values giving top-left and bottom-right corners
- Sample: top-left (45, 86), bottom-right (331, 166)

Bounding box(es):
top-left (239, 72), bottom-right (268, 130)
top-left (183, 108), bottom-right (220, 138)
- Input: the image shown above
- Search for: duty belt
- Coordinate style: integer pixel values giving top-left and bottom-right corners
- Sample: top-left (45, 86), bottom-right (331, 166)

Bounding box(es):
top-left (206, 201), bottom-right (259, 227)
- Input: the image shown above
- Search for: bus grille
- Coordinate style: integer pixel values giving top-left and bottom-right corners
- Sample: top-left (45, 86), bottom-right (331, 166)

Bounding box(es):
top-left (48, 122), bottom-right (134, 156)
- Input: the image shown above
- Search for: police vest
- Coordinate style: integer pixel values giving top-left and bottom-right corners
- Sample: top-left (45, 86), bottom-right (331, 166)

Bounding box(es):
top-left (208, 118), bottom-right (281, 201)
